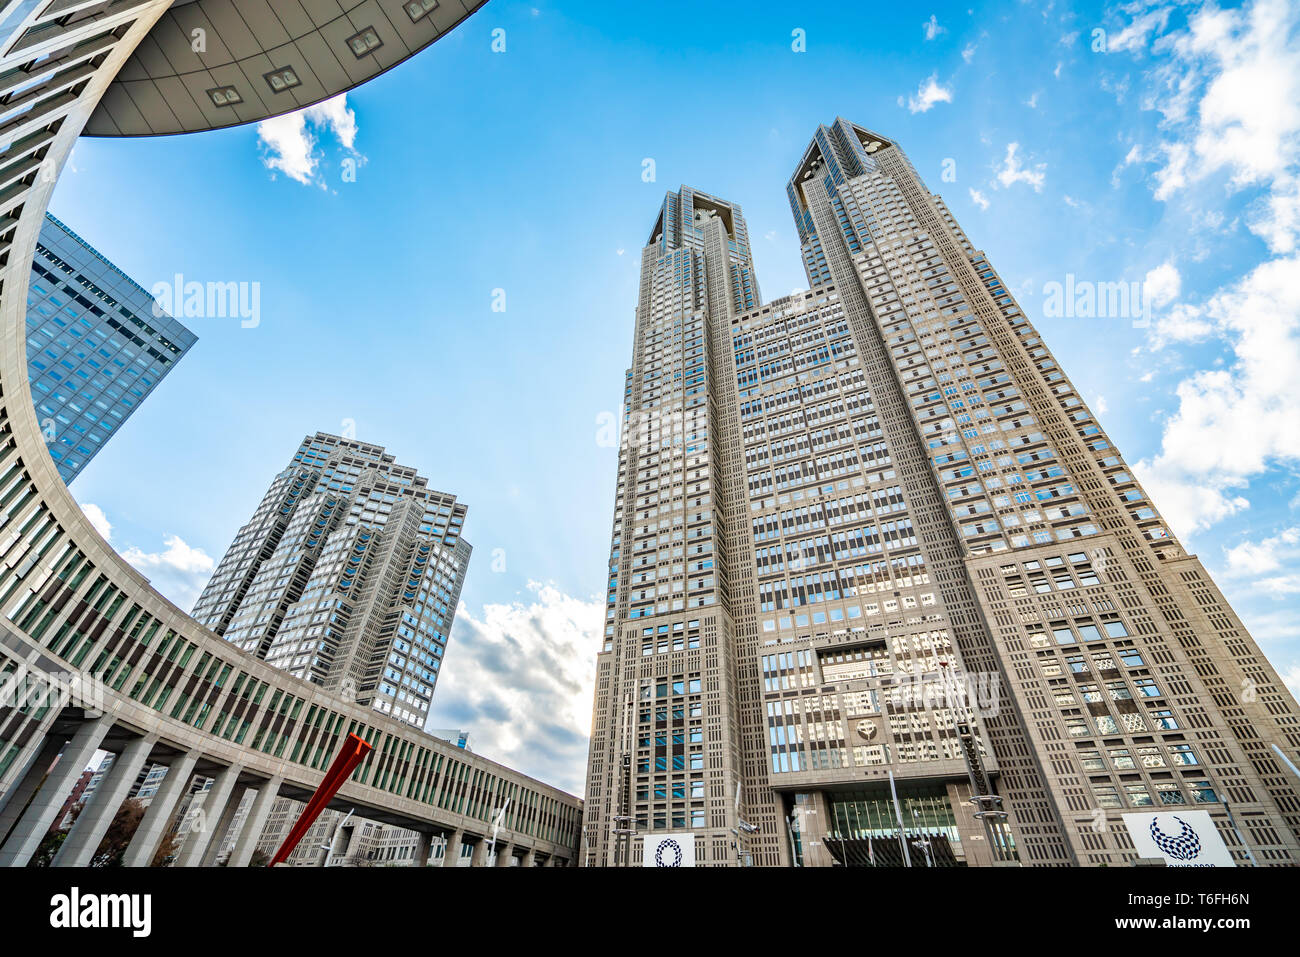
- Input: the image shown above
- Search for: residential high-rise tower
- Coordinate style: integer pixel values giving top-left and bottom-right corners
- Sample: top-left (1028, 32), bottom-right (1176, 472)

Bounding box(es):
top-left (582, 120), bottom-right (1300, 868)
top-left (193, 431), bottom-right (470, 730)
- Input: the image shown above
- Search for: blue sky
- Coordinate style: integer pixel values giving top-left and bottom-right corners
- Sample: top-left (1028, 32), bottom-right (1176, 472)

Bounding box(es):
top-left (51, 0), bottom-right (1300, 794)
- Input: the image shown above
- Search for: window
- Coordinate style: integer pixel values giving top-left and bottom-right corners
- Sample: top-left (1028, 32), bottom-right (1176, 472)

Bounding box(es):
top-left (404, 0), bottom-right (439, 21)
top-left (1106, 680), bottom-right (1132, 700)
top-left (1169, 744), bottom-right (1199, 766)
top-left (1148, 708), bottom-right (1178, 730)
top-left (207, 85), bottom-right (242, 107)
top-left (1155, 782), bottom-right (1183, 805)
top-left (1124, 783), bottom-right (1153, 807)
top-left (264, 67), bottom-right (301, 93)
top-left (1095, 785), bottom-right (1122, 809)
top-left (1104, 620), bottom-right (1129, 638)
top-left (1118, 648), bottom-right (1144, 667)
top-left (1134, 678), bottom-right (1161, 698)
top-left (1189, 780), bottom-right (1218, 803)
top-left (347, 27), bottom-right (383, 57)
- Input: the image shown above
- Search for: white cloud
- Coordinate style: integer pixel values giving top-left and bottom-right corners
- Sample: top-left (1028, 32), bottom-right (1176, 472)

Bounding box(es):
top-left (923, 15), bottom-right (947, 41)
top-left (1150, 300), bottom-right (1213, 345)
top-left (906, 73), bottom-right (953, 113)
top-left (1135, 254), bottom-right (1300, 535)
top-left (994, 142), bottom-right (1046, 191)
top-left (1131, 0), bottom-right (1300, 251)
top-left (257, 93), bottom-right (363, 187)
top-left (77, 502), bottom-right (215, 611)
top-left (1105, 5), bottom-right (1174, 54)
top-left (962, 43), bottom-right (977, 62)
top-left (80, 503), bottom-right (112, 541)
top-left (1117, 2), bottom-right (1300, 535)
top-left (1282, 664), bottom-right (1300, 701)
top-left (1225, 526), bottom-right (1300, 575)
top-left (121, 536), bottom-right (214, 576)
top-left (969, 187), bottom-right (990, 210)
top-left (1144, 261), bottom-right (1181, 308)
top-left (425, 581), bottom-right (601, 795)
top-left (1256, 574), bottom-right (1300, 595)
top-left (1025, 91), bottom-right (1040, 109)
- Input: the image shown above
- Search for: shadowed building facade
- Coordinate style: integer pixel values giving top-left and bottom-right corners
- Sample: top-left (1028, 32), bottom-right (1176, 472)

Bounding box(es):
top-left (582, 119), bottom-right (1300, 867)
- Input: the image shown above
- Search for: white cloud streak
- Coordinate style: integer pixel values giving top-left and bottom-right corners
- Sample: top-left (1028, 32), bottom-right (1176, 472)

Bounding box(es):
top-left (257, 93), bottom-right (363, 187)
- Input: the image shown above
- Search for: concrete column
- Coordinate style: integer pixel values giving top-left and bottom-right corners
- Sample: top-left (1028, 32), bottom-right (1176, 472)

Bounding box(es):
top-left (441, 828), bottom-right (463, 867)
top-left (0, 734), bottom-right (62, 846)
top-left (199, 779), bottom-right (245, 866)
top-left (227, 775), bottom-right (281, 867)
top-left (0, 699), bottom-right (62, 802)
top-left (470, 836), bottom-right (489, 867)
top-left (495, 841), bottom-right (513, 868)
top-left (52, 733), bottom-right (157, 866)
top-left (521, 847), bottom-right (536, 867)
top-left (0, 714), bottom-right (111, 867)
top-left (175, 763), bottom-right (242, 867)
top-left (122, 751), bottom-right (198, 867)
top-left (408, 830), bottom-right (429, 867)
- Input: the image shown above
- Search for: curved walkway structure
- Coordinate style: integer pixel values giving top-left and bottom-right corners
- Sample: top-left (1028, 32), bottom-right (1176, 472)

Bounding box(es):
top-left (0, 0), bottom-right (581, 868)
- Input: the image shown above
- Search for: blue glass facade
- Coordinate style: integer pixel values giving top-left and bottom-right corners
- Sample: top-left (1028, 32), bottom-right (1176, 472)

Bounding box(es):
top-left (25, 213), bottom-right (196, 483)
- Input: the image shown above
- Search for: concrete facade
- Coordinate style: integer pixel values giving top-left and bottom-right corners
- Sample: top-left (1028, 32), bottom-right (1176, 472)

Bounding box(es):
top-left (582, 120), bottom-right (1300, 867)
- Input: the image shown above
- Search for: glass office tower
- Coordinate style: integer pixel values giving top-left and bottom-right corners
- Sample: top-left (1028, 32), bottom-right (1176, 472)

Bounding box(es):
top-left (582, 120), bottom-right (1300, 867)
top-left (25, 213), bottom-right (196, 484)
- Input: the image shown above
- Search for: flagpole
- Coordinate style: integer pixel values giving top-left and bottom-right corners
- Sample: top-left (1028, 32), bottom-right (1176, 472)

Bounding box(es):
top-left (888, 770), bottom-right (912, 867)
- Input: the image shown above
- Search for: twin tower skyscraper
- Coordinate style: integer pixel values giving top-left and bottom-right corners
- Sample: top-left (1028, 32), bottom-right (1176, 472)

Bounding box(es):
top-left (581, 119), bottom-right (1300, 867)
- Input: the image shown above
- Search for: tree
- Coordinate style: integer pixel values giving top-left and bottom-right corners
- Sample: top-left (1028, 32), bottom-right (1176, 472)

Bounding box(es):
top-left (30, 803), bottom-right (80, 867)
top-left (90, 797), bottom-right (146, 866)
top-left (151, 830), bottom-right (182, 867)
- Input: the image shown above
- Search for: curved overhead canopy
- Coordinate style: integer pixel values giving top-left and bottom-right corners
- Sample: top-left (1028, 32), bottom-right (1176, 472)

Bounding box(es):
top-left (85, 0), bottom-right (486, 136)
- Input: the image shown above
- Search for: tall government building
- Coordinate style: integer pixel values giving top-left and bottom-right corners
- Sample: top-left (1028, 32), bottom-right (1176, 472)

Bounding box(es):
top-left (582, 119), bottom-right (1300, 867)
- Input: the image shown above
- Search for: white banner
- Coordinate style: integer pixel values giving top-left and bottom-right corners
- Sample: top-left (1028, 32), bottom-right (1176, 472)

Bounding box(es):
top-left (1121, 810), bottom-right (1236, 867)
top-left (642, 832), bottom-right (696, 867)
